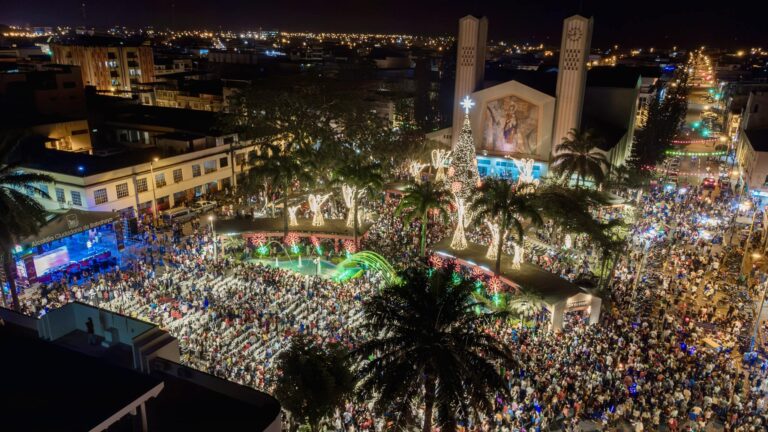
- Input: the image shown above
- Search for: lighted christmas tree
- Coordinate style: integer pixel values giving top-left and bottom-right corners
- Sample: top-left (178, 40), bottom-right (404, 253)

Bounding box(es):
top-left (450, 95), bottom-right (480, 199)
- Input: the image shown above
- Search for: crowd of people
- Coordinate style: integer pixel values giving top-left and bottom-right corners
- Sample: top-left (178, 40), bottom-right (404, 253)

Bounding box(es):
top-left (9, 178), bottom-right (768, 431)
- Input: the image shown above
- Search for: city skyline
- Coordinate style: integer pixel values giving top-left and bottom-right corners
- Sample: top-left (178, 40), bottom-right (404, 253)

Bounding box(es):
top-left (2, 0), bottom-right (768, 48)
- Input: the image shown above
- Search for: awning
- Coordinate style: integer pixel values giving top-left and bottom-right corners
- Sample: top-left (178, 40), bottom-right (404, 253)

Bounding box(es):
top-left (22, 209), bottom-right (118, 248)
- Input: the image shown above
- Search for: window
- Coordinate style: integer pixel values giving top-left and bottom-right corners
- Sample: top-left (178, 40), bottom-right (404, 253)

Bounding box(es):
top-left (235, 153), bottom-right (245, 166)
top-left (136, 178), bottom-right (148, 193)
top-left (173, 168), bottom-right (183, 183)
top-left (39, 184), bottom-right (49, 198)
top-left (71, 191), bottom-right (82, 206)
top-left (94, 188), bottom-right (108, 205)
top-left (192, 164), bottom-right (201, 177)
top-left (203, 160), bottom-right (217, 174)
top-left (55, 187), bottom-right (65, 203)
top-left (219, 157), bottom-right (229, 168)
top-left (155, 173), bottom-right (166, 188)
top-left (115, 183), bottom-right (129, 199)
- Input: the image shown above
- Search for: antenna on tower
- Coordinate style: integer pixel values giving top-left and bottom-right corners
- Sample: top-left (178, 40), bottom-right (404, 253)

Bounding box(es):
top-left (81, 1), bottom-right (87, 24)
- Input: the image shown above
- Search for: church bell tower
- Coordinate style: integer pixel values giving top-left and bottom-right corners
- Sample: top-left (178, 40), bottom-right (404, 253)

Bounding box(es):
top-left (552, 15), bottom-right (593, 155)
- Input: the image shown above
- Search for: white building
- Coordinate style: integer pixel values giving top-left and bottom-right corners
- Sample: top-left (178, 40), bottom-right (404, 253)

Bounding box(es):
top-left (22, 142), bottom-right (254, 218)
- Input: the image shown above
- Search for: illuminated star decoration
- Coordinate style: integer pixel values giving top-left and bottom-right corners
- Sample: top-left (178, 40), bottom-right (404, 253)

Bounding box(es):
top-left (460, 95), bottom-right (475, 114)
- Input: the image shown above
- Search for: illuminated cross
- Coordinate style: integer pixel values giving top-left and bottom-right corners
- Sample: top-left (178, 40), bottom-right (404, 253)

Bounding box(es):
top-left (460, 95), bottom-right (475, 114)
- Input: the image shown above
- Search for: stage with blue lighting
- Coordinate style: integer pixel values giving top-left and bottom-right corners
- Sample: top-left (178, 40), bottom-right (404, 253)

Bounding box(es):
top-left (10, 210), bottom-right (126, 286)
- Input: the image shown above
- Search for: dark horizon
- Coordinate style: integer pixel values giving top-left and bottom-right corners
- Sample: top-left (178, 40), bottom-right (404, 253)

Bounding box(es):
top-left (2, 0), bottom-right (768, 49)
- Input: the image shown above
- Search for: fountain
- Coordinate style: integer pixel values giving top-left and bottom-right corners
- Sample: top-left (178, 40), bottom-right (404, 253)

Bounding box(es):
top-left (261, 240), bottom-right (294, 265)
top-left (333, 251), bottom-right (399, 285)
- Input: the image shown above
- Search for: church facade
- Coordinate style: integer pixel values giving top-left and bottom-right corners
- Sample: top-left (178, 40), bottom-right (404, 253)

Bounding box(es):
top-left (429, 14), bottom-right (640, 181)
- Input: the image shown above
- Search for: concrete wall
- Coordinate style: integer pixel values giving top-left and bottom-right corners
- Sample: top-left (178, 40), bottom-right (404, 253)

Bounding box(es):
top-left (38, 302), bottom-right (154, 345)
top-left (0, 306), bottom-right (39, 333)
top-left (33, 119), bottom-right (92, 152)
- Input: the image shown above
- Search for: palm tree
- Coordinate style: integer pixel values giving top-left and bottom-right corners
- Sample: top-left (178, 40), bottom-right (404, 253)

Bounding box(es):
top-left (274, 335), bottom-right (355, 432)
top-left (395, 181), bottom-right (451, 257)
top-left (591, 220), bottom-right (629, 290)
top-left (470, 179), bottom-right (599, 275)
top-left (333, 151), bottom-right (383, 249)
top-left (605, 163), bottom-right (649, 195)
top-left (551, 128), bottom-right (609, 188)
top-left (469, 178), bottom-right (545, 274)
top-left (248, 146), bottom-right (315, 238)
top-left (354, 266), bottom-right (514, 432)
top-left (0, 136), bottom-right (53, 310)
top-left (473, 289), bottom-right (545, 325)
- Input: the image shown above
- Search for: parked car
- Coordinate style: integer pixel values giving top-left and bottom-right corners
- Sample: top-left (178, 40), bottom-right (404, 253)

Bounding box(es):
top-left (191, 200), bottom-right (217, 213)
top-left (161, 207), bottom-right (196, 223)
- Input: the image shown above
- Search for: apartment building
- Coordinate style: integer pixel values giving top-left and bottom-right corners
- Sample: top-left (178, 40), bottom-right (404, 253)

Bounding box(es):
top-left (0, 64), bottom-right (86, 117)
top-left (51, 37), bottom-right (155, 92)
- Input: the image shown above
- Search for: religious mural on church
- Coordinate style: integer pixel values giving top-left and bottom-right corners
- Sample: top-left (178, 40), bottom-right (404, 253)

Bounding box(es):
top-left (482, 95), bottom-right (539, 156)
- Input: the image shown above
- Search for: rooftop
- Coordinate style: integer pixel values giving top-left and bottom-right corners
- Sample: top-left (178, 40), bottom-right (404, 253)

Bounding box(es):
top-left (0, 324), bottom-right (164, 432)
top-left (433, 239), bottom-right (589, 305)
top-left (586, 66), bottom-right (642, 89)
top-left (745, 129), bottom-right (768, 152)
top-left (147, 358), bottom-right (281, 431)
top-left (21, 147), bottom-right (157, 176)
top-left (581, 114), bottom-right (628, 151)
top-left (51, 35), bottom-right (150, 48)
top-left (103, 103), bottom-right (223, 136)
top-left (20, 209), bottom-right (118, 248)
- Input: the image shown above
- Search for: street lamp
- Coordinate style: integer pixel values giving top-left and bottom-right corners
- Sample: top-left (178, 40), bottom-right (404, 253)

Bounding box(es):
top-left (149, 157), bottom-right (159, 224)
top-left (208, 215), bottom-right (217, 262)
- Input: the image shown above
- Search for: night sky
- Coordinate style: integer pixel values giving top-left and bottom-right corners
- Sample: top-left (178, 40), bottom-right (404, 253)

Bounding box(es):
top-left (2, 0), bottom-right (767, 48)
